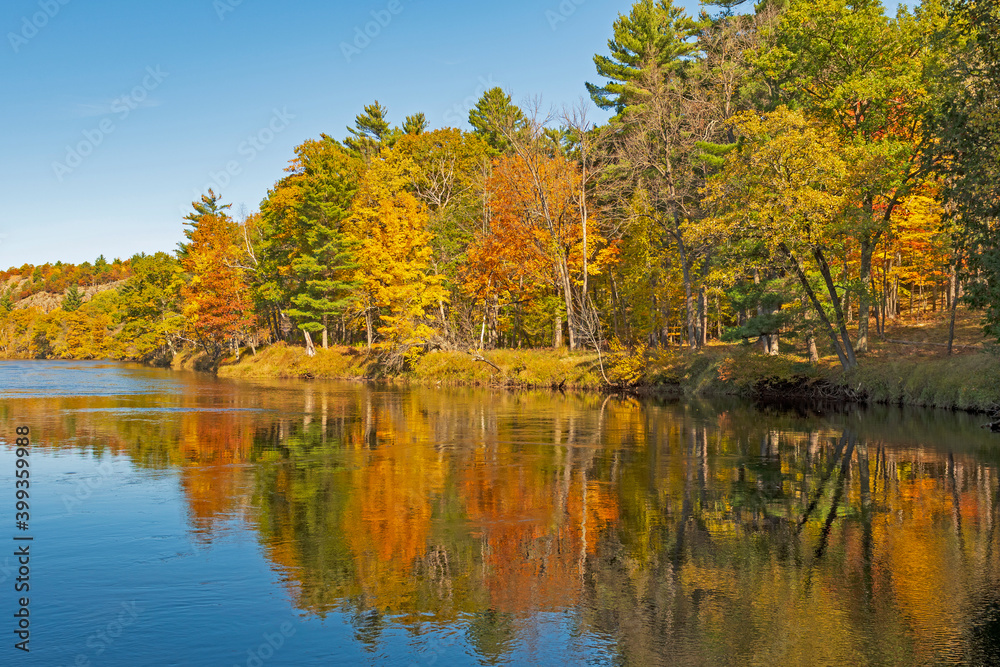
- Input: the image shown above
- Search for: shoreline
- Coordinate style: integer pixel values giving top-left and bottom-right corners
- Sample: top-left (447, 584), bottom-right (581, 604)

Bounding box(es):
top-left (211, 342), bottom-right (1000, 416)
top-left (5, 339), bottom-right (996, 417)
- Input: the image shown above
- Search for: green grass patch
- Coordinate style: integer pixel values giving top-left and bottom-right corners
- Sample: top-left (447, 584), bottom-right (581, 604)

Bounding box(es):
top-left (843, 352), bottom-right (1000, 412)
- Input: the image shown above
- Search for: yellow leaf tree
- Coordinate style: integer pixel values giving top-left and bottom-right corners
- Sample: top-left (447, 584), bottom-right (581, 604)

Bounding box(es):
top-left (701, 107), bottom-right (860, 369)
top-left (345, 150), bottom-right (448, 366)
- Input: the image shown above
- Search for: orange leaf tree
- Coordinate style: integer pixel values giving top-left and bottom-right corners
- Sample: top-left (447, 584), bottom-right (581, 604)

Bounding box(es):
top-left (180, 194), bottom-right (256, 364)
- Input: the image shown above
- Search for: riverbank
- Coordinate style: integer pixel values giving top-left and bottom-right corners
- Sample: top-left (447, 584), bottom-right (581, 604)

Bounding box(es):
top-left (216, 336), bottom-right (1000, 414)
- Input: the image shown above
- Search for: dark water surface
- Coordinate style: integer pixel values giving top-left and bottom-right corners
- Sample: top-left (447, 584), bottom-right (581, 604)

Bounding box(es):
top-left (1, 360), bottom-right (999, 666)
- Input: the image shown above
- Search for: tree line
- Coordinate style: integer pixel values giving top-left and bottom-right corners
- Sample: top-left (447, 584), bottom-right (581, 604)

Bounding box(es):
top-left (2, 0), bottom-right (998, 372)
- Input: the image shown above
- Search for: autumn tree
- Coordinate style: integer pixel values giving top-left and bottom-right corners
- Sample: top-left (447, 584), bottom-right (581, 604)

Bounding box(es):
top-left (179, 190), bottom-right (232, 259)
top-left (180, 194), bottom-right (256, 364)
top-left (396, 128), bottom-right (490, 347)
top-left (256, 137), bottom-right (364, 349)
top-left (590, 0), bottom-right (731, 349)
top-left (116, 252), bottom-right (184, 361)
top-left (344, 148), bottom-right (448, 366)
top-left (701, 107), bottom-right (860, 369)
top-left (752, 0), bottom-right (942, 350)
top-left (470, 108), bottom-right (612, 351)
top-left (933, 0), bottom-right (1000, 343)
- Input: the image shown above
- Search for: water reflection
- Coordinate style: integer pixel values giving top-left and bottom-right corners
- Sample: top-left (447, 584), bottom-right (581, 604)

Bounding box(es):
top-left (4, 365), bottom-right (1000, 665)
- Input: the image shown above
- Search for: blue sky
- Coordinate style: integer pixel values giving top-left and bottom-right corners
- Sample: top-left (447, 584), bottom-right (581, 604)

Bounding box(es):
top-left (0, 0), bottom-right (706, 268)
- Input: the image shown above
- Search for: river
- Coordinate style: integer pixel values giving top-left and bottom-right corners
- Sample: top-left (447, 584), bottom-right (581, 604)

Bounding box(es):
top-left (1, 360), bottom-right (998, 666)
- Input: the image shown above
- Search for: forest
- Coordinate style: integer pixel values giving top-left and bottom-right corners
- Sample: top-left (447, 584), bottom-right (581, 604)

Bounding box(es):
top-left (1, 0), bottom-right (998, 379)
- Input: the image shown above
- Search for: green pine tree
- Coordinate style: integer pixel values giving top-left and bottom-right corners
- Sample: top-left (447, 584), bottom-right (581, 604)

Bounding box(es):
top-left (286, 233), bottom-right (359, 351)
top-left (259, 138), bottom-right (362, 351)
top-left (586, 0), bottom-right (702, 117)
top-left (467, 87), bottom-right (525, 152)
top-left (402, 112), bottom-right (428, 136)
top-left (62, 284), bottom-right (84, 312)
top-left (345, 101), bottom-right (399, 158)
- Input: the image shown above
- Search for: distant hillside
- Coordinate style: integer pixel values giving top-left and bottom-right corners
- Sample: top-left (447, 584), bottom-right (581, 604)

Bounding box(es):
top-left (2, 278), bottom-right (128, 313)
top-left (1, 257), bottom-right (132, 311)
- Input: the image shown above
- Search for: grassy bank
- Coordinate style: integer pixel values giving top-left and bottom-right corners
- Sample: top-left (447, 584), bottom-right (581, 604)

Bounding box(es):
top-left (215, 336), bottom-right (1000, 414)
top-left (217, 343), bottom-right (605, 387)
top-left (216, 342), bottom-right (373, 380)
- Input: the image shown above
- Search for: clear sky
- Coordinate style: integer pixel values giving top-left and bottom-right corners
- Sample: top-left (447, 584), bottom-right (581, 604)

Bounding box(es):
top-left (0, 0), bottom-right (705, 268)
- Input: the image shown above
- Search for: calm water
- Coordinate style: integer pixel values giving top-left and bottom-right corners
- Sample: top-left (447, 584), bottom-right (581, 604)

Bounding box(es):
top-left (1, 360), bottom-right (998, 666)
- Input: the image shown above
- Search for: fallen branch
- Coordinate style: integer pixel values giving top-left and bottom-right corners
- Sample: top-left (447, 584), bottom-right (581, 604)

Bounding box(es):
top-left (471, 354), bottom-right (503, 374)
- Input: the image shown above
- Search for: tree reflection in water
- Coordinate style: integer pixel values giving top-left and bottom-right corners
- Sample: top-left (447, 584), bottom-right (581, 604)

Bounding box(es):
top-left (10, 378), bottom-right (1000, 665)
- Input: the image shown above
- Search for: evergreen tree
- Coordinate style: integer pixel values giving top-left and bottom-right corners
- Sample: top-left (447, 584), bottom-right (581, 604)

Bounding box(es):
top-left (286, 234), bottom-right (359, 353)
top-left (345, 101), bottom-right (398, 158)
top-left (585, 0), bottom-right (702, 117)
top-left (62, 284), bottom-right (83, 312)
top-left (259, 138), bottom-right (362, 352)
top-left (468, 87), bottom-right (525, 152)
top-left (94, 255), bottom-right (109, 278)
top-left (402, 112), bottom-right (428, 136)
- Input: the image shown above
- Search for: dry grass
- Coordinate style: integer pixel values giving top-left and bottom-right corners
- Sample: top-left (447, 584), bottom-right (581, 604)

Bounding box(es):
top-left (214, 308), bottom-right (998, 412)
top-left (866, 307), bottom-right (990, 358)
top-left (217, 342), bottom-right (372, 380)
top-left (411, 348), bottom-right (602, 388)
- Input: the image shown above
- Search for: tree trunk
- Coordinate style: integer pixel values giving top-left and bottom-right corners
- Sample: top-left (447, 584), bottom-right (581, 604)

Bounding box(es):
top-left (716, 295), bottom-right (723, 339)
top-left (870, 276), bottom-right (883, 337)
top-left (303, 330), bottom-right (316, 357)
top-left (559, 265), bottom-right (577, 351)
top-left (857, 213), bottom-right (880, 352)
top-left (753, 269), bottom-right (778, 355)
top-left (365, 309), bottom-right (374, 350)
top-left (609, 271), bottom-right (626, 343)
top-left (947, 264), bottom-right (959, 356)
top-left (681, 258), bottom-right (696, 349)
top-left (779, 243), bottom-right (855, 370)
top-left (672, 221), bottom-right (698, 350)
top-left (554, 312), bottom-right (564, 349)
top-left (815, 247), bottom-right (857, 368)
top-left (489, 295), bottom-right (499, 349)
top-left (698, 285), bottom-right (708, 347)
top-left (322, 314), bottom-right (328, 350)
